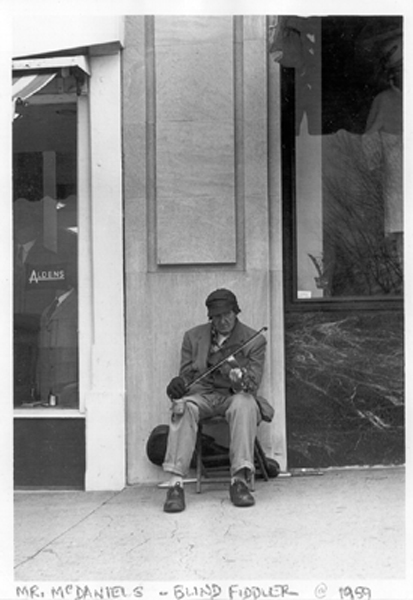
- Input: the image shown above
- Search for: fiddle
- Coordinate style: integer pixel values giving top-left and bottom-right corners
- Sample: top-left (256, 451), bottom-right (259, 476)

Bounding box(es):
top-left (187, 326), bottom-right (268, 390)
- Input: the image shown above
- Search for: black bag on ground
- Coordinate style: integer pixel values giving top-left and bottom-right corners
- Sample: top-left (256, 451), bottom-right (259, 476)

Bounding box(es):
top-left (146, 424), bottom-right (170, 467)
top-left (146, 424), bottom-right (280, 477)
top-left (264, 457), bottom-right (281, 478)
top-left (146, 424), bottom-right (229, 468)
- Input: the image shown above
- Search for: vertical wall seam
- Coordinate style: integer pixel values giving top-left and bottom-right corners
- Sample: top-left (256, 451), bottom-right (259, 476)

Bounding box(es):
top-left (145, 16), bottom-right (157, 272)
top-left (233, 15), bottom-right (246, 270)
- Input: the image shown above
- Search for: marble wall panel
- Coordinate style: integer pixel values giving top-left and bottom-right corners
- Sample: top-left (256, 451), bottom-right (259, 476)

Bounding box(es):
top-left (243, 15), bottom-right (267, 41)
top-left (122, 45), bottom-right (146, 125)
top-left (123, 123), bottom-right (146, 200)
top-left (124, 194), bottom-right (147, 274)
top-left (157, 194), bottom-right (236, 264)
top-left (123, 16), bottom-right (148, 276)
top-left (156, 42), bottom-right (233, 123)
top-left (154, 15), bottom-right (237, 266)
top-left (244, 120), bottom-right (268, 200)
top-left (154, 15), bottom-right (233, 46)
top-left (245, 194), bottom-right (269, 270)
top-left (156, 121), bottom-right (235, 199)
top-left (242, 18), bottom-right (269, 272)
top-left (244, 39), bottom-right (267, 123)
top-left (285, 311), bottom-right (404, 468)
top-left (156, 119), bottom-right (236, 261)
top-left (243, 32), bottom-right (268, 199)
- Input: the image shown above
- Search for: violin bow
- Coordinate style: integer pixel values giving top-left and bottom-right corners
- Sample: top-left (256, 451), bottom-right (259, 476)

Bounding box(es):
top-left (186, 326), bottom-right (268, 390)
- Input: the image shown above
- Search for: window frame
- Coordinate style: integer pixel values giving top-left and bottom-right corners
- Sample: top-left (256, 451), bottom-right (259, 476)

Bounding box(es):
top-left (12, 61), bottom-right (88, 416)
top-left (280, 63), bottom-right (404, 313)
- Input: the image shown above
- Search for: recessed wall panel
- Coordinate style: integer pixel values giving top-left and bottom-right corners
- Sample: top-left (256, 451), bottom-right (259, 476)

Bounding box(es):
top-left (154, 16), bottom-right (236, 265)
top-left (156, 121), bottom-right (235, 199)
top-left (157, 194), bottom-right (236, 264)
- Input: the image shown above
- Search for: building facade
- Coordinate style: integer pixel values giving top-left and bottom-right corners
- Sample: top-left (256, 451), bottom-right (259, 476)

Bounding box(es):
top-left (11, 15), bottom-right (404, 490)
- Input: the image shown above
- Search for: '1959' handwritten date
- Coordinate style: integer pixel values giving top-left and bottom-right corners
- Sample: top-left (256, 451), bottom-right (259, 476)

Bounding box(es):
top-left (339, 587), bottom-right (372, 600)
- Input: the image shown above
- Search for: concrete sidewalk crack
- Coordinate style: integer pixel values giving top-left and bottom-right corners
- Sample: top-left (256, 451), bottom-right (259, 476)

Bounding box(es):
top-left (14, 491), bottom-right (123, 570)
top-left (126, 536), bottom-right (151, 554)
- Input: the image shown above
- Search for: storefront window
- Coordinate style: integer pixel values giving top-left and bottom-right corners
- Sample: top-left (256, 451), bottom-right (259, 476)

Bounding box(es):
top-left (274, 16), bottom-right (403, 300)
top-left (13, 72), bottom-right (78, 408)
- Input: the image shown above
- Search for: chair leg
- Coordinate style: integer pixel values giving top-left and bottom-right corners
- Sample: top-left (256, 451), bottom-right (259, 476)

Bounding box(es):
top-left (254, 438), bottom-right (270, 481)
top-left (196, 424), bottom-right (269, 493)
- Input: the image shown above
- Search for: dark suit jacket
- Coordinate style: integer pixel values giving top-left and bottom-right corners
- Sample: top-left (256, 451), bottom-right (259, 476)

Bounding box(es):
top-left (179, 319), bottom-right (266, 397)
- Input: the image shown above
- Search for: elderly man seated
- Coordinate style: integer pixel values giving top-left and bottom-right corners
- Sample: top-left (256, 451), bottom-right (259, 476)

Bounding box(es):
top-left (162, 288), bottom-right (267, 513)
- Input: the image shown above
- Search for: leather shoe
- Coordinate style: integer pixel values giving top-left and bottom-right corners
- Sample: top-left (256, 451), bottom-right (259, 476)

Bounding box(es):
top-left (163, 483), bottom-right (185, 513)
top-left (229, 479), bottom-right (255, 507)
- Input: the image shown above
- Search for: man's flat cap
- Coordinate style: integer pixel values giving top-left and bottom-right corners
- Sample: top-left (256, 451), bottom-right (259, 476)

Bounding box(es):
top-left (205, 288), bottom-right (241, 317)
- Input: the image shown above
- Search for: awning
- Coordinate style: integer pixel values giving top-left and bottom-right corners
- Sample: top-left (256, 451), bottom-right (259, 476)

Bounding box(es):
top-left (12, 72), bottom-right (58, 104)
top-left (12, 55), bottom-right (90, 120)
top-left (12, 55), bottom-right (90, 76)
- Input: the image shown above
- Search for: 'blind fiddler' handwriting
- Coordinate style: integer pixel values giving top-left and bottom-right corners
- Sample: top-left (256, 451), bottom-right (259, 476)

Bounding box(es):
top-left (173, 583), bottom-right (299, 599)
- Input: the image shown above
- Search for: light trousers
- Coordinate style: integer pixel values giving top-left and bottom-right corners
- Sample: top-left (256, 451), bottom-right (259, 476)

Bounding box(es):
top-left (162, 391), bottom-right (261, 478)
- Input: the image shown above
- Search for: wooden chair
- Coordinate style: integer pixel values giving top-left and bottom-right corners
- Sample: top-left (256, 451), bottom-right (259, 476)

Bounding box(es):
top-left (195, 417), bottom-right (270, 493)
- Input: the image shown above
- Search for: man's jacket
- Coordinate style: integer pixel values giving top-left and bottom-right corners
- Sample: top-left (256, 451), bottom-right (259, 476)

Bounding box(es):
top-left (178, 319), bottom-right (266, 398)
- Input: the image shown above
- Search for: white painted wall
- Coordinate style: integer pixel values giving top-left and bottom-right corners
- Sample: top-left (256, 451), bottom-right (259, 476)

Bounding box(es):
top-left (84, 53), bottom-right (125, 490)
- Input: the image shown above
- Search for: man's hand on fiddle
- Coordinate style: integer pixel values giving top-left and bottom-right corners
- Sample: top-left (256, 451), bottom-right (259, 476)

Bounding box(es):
top-left (229, 367), bottom-right (248, 393)
top-left (166, 376), bottom-right (187, 400)
top-left (229, 367), bottom-right (244, 383)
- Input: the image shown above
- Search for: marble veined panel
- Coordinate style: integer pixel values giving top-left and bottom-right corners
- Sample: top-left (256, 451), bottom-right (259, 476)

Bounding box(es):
top-left (154, 15), bottom-right (233, 46)
top-left (285, 311), bottom-right (404, 468)
top-left (156, 42), bottom-right (233, 123)
top-left (157, 195), bottom-right (236, 264)
top-left (156, 121), bottom-right (235, 199)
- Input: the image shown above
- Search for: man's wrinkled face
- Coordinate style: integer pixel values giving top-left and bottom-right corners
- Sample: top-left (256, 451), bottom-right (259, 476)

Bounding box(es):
top-left (211, 310), bottom-right (237, 336)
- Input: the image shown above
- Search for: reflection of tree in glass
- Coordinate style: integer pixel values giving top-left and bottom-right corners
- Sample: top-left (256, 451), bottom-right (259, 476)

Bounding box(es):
top-left (322, 130), bottom-right (402, 297)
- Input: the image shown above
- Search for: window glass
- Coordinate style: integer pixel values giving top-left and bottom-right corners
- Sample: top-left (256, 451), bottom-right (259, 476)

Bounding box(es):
top-left (13, 74), bottom-right (78, 408)
top-left (275, 16), bottom-right (403, 299)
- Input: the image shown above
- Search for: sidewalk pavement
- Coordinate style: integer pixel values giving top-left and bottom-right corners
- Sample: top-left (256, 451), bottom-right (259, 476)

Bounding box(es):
top-left (14, 467), bottom-right (406, 583)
